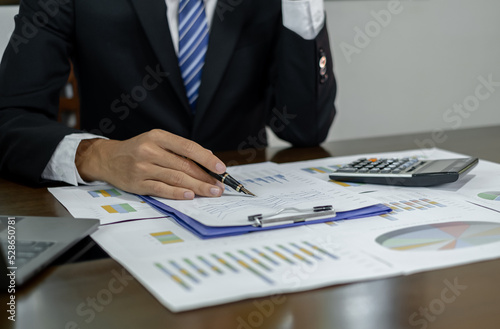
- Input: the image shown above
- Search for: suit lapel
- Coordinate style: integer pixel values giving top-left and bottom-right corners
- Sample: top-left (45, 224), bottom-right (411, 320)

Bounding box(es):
top-left (129, 0), bottom-right (191, 112)
top-left (194, 0), bottom-right (248, 125)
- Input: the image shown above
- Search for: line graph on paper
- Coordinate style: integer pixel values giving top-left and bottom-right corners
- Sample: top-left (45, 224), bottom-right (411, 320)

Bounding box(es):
top-left (195, 190), bottom-right (327, 220)
top-left (155, 163), bottom-right (379, 227)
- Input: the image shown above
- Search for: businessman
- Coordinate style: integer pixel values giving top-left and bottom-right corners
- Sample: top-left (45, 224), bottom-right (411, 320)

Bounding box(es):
top-left (0, 0), bottom-right (336, 200)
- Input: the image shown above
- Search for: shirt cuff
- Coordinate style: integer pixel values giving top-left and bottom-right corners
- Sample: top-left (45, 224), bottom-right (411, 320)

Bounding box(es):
top-left (282, 0), bottom-right (325, 40)
top-left (41, 133), bottom-right (108, 185)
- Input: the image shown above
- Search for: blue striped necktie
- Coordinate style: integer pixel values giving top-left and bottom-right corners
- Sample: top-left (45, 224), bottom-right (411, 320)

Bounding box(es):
top-left (178, 0), bottom-right (209, 113)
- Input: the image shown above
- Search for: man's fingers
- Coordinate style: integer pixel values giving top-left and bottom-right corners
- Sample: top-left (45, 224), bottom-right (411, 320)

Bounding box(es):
top-left (148, 168), bottom-right (224, 198)
top-left (140, 180), bottom-right (195, 200)
top-left (148, 145), bottom-right (221, 185)
top-left (86, 129), bottom-right (228, 200)
top-left (151, 129), bottom-right (227, 174)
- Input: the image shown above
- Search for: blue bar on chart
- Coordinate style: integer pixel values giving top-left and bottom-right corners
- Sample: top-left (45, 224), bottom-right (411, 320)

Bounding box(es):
top-left (303, 241), bottom-right (338, 260)
top-left (239, 250), bottom-right (272, 272)
top-left (198, 256), bottom-right (224, 275)
top-left (155, 263), bottom-right (191, 291)
top-left (291, 242), bottom-right (322, 261)
top-left (265, 246), bottom-right (295, 265)
top-left (252, 248), bottom-right (280, 266)
top-left (184, 258), bottom-right (209, 277)
top-left (212, 253), bottom-right (239, 273)
top-left (243, 174), bottom-right (290, 186)
top-left (225, 252), bottom-right (274, 285)
top-left (279, 244), bottom-right (313, 265)
top-left (169, 261), bottom-right (199, 283)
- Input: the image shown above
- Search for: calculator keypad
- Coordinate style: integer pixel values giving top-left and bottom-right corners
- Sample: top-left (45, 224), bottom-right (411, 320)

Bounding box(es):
top-left (335, 158), bottom-right (425, 175)
top-left (329, 157), bottom-right (477, 187)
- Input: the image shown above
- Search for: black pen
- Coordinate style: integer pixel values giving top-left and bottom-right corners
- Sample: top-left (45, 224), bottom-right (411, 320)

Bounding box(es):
top-left (196, 163), bottom-right (256, 196)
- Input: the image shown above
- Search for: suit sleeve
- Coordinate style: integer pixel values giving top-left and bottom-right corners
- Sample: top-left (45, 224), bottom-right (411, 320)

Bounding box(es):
top-left (0, 0), bottom-right (79, 184)
top-left (267, 15), bottom-right (337, 147)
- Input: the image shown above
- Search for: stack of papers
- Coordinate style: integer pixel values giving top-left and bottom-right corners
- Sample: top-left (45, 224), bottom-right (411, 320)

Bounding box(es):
top-left (140, 162), bottom-right (391, 238)
top-left (48, 184), bottom-right (166, 225)
top-left (92, 218), bottom-right (399, 312)
top-left (49, 148), bottom-right (500, 312)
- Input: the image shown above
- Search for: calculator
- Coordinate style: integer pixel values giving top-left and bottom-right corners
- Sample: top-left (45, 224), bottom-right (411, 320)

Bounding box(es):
top-left (329, 157), bottom-right (478, 187)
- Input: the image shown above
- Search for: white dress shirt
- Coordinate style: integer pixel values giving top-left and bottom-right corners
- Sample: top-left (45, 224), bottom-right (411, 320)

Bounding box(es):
top-left (42, 0), bottom-right (325, 185)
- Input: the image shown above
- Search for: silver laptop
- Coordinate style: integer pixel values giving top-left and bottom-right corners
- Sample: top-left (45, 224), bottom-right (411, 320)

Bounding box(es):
top-left (0, 215), bottom-right (99, 286)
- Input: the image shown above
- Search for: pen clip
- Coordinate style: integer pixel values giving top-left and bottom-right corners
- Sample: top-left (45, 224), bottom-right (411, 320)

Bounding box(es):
top-left (248, 205), bottom-right (336, 227)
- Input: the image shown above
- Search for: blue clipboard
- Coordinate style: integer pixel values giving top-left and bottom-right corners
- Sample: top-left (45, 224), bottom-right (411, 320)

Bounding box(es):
top-left (139, 195), bottom-right (392, 239)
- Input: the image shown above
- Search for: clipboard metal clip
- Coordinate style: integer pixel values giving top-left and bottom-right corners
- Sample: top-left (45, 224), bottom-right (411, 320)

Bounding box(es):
top-left (248, 205), bottom-right (336, 228)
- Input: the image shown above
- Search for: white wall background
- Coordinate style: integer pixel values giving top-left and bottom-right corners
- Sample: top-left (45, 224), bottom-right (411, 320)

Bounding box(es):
top-left (0, 5), bottom-right (16, 52)
top-left (2, 2), bottom-right (500, 145)
top-left (321, 0), bottom-right (500, 144)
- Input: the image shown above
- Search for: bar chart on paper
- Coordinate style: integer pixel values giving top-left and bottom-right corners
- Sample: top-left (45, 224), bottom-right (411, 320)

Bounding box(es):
top-left (138, 233), bottom-right (398, 311)
top-left (241, 174), bottom-right (289, 186)
top-left (153, 240), bottom-right (336, 290)
top-left (300, 164), bottom-right (364, 187)
top-left (101, 203), bottom-right (137, 214)
top-left (379, 198), bottom-right (447, 221)
top-left (226, 165), bottom-right (312, 190)
top-left (88, 188), bottom-right (122, 198)
top-left (48, 184), bottom-right (165, 224)
top-left (301, 165), bottom-right (341, 175)
top-left (150, 231), bottom-right (184, 245)
top-left (301, 164), bottom-right (369, 189)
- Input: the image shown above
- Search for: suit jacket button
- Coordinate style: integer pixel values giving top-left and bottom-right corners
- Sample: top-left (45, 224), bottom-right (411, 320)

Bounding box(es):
top-left (319, 55), bottom-right (327, 69)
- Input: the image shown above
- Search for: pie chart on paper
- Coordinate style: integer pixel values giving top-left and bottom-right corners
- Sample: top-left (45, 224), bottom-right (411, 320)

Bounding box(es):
top-left (376, 221), bottom-right (500, 251)
top-left (477, 191), bottom-right (500, 201)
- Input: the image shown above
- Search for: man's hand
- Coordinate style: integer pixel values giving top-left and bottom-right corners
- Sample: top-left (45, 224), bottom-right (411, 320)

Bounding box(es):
top-left (75, 129), bottom-right (226, 200)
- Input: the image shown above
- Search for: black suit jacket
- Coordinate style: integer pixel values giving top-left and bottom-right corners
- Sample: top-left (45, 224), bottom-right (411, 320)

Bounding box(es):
top-left (0, 0), bottom-right (336, 184)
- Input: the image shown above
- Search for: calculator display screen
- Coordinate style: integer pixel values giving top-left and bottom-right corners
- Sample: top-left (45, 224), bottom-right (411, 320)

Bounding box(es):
top-left (418, 160), bottom-right (460, 174)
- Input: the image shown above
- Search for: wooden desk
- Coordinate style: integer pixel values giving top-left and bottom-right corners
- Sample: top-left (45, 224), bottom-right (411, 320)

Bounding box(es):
top-left (1, 125), bottom-right (500, 329)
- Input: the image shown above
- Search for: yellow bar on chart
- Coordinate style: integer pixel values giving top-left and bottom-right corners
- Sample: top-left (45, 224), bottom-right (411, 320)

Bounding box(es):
top-left (102, 205), bottom-right (118, 213)
top-left (331, 181), bottom-right (351, 187)
top-left (100, 190), bottom-right (112, 197)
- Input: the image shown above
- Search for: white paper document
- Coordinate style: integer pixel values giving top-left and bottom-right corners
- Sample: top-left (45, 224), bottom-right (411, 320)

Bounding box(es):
top-left (65, 148), bottom-right (500, 312)
top-left (48, 184), bottom-right (165, 224)
top-left (92, 218), bottom-right (400, 312)
top-left (92, 192), bottom-right (500, 312)
top-left (151, 162), bottom-right (380, 227)
top-left (444, 160), bottom-right (500, 212)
